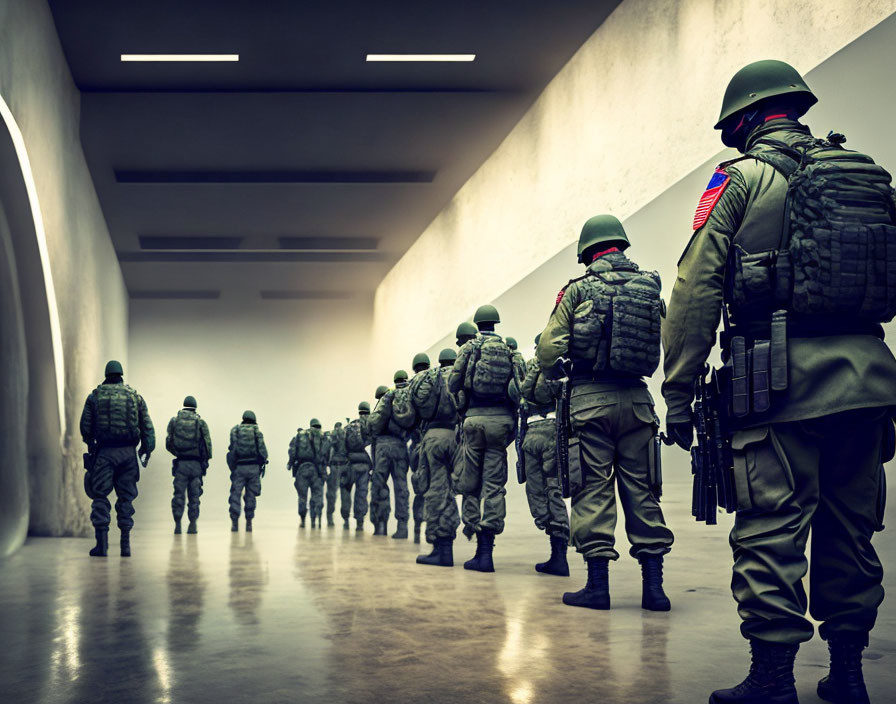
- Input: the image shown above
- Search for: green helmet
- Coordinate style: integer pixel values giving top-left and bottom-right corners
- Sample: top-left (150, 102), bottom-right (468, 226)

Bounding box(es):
top-left (375, 385), bottom-right (388, 399)
top-left (506, 337), bottom-right (518, 351)
top-left (438, 348), bottom-right (457, 365)
top-left (577, 214), bottom-right (629, 261)
top-left (183, 395), bottom-right (197, 409)
top-left (242, 410), bottom-right (256, 423)
top-left (456, 321), bottom-right (477, 342)
top-left (358, 401), bottom-right (370, 413)
top-left (715, 59), bottom-right (816, 129)
top-left (104, 360), bottom-right (123, 376)
top-left (473, 304), bottom-right (500, 325)
top-left (310, 418), bottom-right (321, 429)
top-left (412, 353), bottom-right (430, 372)
top-left (394, 369), bottom-right (408, 383)
top-left (534, 333), bottom-right (541, 346)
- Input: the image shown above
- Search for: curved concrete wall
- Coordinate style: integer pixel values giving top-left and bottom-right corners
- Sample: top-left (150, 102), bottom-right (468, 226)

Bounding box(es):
top-left (371, 0), bottom-right (896, 382)
top-left (0, 0), bottom-right (129, 549)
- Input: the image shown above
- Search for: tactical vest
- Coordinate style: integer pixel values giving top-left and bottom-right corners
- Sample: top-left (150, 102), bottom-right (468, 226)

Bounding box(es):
top-left (727, 133), bottom-right (896, 327)
top-left (93, 383), bottom-right (141, 445)
top-left (569, 253), bottom-right (662, 378)
top-left (412, 368), bottom-right (456, 426)
top-left (233, 424), bottom-right (260, 463)
top-left (171, 409), bottom-right (203, 458)
top-left (392, 383), bottom-right (417, 430)
top-left (345, 420), bottom-right (367, 453)
top-left (463, 335), bottom-right (518, 404)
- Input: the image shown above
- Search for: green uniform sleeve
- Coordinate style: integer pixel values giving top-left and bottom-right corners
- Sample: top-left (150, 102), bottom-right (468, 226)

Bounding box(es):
top-left (79, 392), bottom-right (95, 444)
top-left (369, 392), bottom-right (392, 436)
top-left (520, 359), bottom-right (538, 404)
top-left (200, 419), bottom-right (212, 460)
top-left (537, 282), bottom-right (578, 372)
top-left (448, 342), bottom-right (472, 394)
top-left (661, 167), bottom-right (748, 423)
top-left (165, 417), bottom-right (176, 456)
top-left (137, 394), bottom-right (155, 453)
top-left (288, 435), bottom-right (296, 467)
top-left (255, 427), bottom-right (268, 462)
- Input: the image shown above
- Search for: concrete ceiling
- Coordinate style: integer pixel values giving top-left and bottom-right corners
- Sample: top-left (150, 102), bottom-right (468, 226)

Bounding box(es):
top-left (49, 0), bottom-right (620, 300)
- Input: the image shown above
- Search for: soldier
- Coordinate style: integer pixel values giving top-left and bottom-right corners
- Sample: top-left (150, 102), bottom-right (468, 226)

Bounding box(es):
top-left (289, 420), bottom-right (326, 529)
top-left (375, 386), bottom-right (388, 402)
top-left (165, 395), bottom-right (212, 535)
top-left (448, 304), bottom-right (520, 572)
top-left (79, 360), bottom-right (155, 557)
top-left (537, 215), bottom-right (673, 611)
top-left (369, 370), bottom-right (412, 538)
top-left (321, 422), bottom-right (339, 527)
top-left (329, 421), bottom-right (352, 529)
top-left (411, 348), bottom-right (461, 566)
top-left (342, 402), bottom-right (373, 531)
top-left (663, 60), bottom-right (896, 704)
top-left (452, 322), bottom-right (478, 535)
top-left (227, 410), bottom-right (268, 532)
top-left (506, 337), bottom-right (527, 380)
top-left (408, 352), bottom-right (432, 544)
top-left (455, 321), bottom-right (477, 347)
top-left (520, 334), bottom-right (570, 576)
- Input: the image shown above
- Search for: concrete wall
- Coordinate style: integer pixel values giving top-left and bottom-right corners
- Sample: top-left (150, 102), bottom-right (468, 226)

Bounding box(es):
top-left (0, 0), bottom-right (129, 548)
top-left (128, 298), bottom-right (374, 520)
top-left (371, 0), bottom-right (896, 383)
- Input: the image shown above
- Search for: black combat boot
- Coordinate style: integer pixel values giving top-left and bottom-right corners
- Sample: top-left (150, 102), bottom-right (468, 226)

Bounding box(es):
top-left (187, 519), bottom-right (197, 534)
top-left (299, 513), bottom-right (306, 528)
top-left (413, 521), bottom-right (422, 544)
top-left (246, 518), bottom-right (253, 532)
top-left (639, 555), bottom-right (671, 611)
top-left (327, 514), bottom-right (335, 528)
top-left (392, 520), bottom-right (408, 540)
top-left (356, 518), bottom-right (364, 532)
top-left (710, 640), bottom-right (800, 704)
top-left (417, 537), bottom-right (454, 567)
top-left (343, 516), bottom-right (350, 530)
top-left (120, 529), bottom-right (131, 557)
top-left (231, 517), bottom-right (239, 532)
top-left (562, 557), bottom-right (610, 609)
top-left (463, 529), bottom-right (495, 572)
top-left (174, 518), bottom-right (182, 535)
top-left (535, 536), bottom-right (570, 576)
top-left (89, 529), bottom-right (108, 557)
top-left (817, 636), bottom-right (870, 704)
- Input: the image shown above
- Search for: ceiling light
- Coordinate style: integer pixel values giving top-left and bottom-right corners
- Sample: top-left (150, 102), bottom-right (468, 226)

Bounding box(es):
top-left (366, 54), bottom-right (475, 62)
top-left (120, 54), bottom-right (239, 62)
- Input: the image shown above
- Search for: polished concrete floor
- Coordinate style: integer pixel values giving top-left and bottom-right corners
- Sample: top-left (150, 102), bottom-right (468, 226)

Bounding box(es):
top-left (1, 472), bottom-right (894, 704)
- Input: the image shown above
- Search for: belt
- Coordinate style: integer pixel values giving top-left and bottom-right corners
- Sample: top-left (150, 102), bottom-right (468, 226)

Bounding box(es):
top-left (529, 412), bottom-right (556, 422)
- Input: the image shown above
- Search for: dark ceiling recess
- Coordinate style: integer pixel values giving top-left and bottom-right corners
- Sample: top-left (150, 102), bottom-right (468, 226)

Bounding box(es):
top-left (49, 0), bottom-right (621, 299)
top-left (129, 290), bottom-right (221, 300)
top-left (260, 290), bottom-right (357, 300)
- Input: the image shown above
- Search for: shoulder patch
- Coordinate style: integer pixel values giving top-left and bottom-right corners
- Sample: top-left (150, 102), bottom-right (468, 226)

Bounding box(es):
top-left (692, 169), bottom-right (731, 230)
top-left (555, 288), bottom-right (566, 305)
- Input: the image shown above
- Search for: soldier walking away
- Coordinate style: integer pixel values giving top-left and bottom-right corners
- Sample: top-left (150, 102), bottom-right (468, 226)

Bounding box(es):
top-left (329, 421), bottom-right (352, 529)
top-left (80, 360), bottom-right (155, 557)
top-left (369, 371), bottom-right (413, 537)
top-left (538, 215), bottom-right (673, 610)
top-left (321, 422), bottom-right (339, 527)
top-left (506, 337), bottom-right (528, 382)
top-left (408, 352), bottom-right (432, 543)
top-left (165, 395), bottom-right (212, 534)
top-left (342, 402), bottom-right (373, 532)
top-left (289, 420), bottom-right (326, 528)
top-left (663, 60), bottom-right (896, 704)
top-left (448, 304), bottom-right (522, 572)
top-left (520, 334), bottom-right (570, 576)
top-left (411, 348), bottom-right (461, 566)
top-left (227, 410), bottom-right (268, 532)
top-left (455, 321), bottom-right (477, 348)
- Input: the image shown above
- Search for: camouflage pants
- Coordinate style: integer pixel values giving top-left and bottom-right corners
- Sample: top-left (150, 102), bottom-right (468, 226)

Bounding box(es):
top-left (370, 437), bottom-right (409, 525)
top-left (171, 459), bottom-right (204, 522)
top-left (570, 384), bottom-right (673, 560)
top-left (294, 462), bottom-right (324, 518)
top-left (522, 419), bottom-right (569, 540)
top-left (326, 462), bottom-right (344, 518)
top-left (340, 457), bottom-right (370, 520)
top-left (457, 411), bottom-right (515, 536)
top-left (730, 408), bottom-right (889, 645)
top-left (410, 441), bottom-right (425, 525)
top-left (419, 428), bottom-right (461, 542)
top-left (229, 464), bottom-right (262, 519)
top-left (86, 445), bottom-right (140, 531)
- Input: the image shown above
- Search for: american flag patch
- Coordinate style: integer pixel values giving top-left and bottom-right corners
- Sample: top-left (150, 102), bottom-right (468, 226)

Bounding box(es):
top-left (692, 169), bottom-right (730, 230)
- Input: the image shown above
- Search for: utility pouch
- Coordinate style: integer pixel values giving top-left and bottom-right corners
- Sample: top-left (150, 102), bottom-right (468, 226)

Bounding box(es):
top-left (770, 310), bottom-right (789, 392)
top-left (731, 337), bottom-right (749, 417)
top-left (567, 435), bottom-right (583, 498)
top-left (752, 341), bottom-right (771, 414)
top-left (774, 250), bottom-right (792, 305)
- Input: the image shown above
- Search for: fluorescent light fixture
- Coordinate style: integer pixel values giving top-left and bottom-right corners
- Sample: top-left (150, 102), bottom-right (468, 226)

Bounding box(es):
top-left (366, 54), bottom-right (475, 62)
top-left (121, 54), bottom-right (239, 62)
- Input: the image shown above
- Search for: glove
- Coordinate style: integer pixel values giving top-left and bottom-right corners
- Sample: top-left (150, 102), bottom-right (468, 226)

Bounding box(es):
top-left (666, 421), bottom-right (693, 451)
top-left (138, 452), bottom-right (151, 468)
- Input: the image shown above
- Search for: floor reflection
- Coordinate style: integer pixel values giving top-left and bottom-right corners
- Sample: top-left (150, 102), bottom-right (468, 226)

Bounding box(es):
top-left (167, 535), bottom-right (205, 652)
top-left (228, 532), bottom-right (268, 627)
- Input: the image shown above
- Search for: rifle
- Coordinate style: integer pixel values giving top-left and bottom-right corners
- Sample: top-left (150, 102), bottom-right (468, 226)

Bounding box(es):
top-left (515, 402), bottom-right (529, 484)
top-left (690, 365), bottom-right (735, 524)
top-left (556, 376), bottom-right (573, 498)
top-left (648, 412), bottom-right (663, 500)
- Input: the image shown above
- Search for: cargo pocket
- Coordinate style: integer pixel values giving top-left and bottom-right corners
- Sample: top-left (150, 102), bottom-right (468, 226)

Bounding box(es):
top-left (731, 426), bottom-right (794, 513)
top-left (568, 436), bottom-right (584, 497)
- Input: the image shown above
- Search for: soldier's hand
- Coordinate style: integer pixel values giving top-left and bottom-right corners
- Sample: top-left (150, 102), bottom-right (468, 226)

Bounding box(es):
top-left (666, 421), bottom-right (693, 451)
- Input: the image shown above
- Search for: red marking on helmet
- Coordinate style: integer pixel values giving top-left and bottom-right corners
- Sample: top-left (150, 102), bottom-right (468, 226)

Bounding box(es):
top-left (591, 247), bottom-right (621, 262)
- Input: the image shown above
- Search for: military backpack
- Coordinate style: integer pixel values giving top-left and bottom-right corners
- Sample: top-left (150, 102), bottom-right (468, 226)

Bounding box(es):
top-left (233, 424), bottom-right (260, 462)
top-left (732, 134), bottom-right (896, 322)
top-left (412, 368), bottom-right (455, 422)
top-left (293, 429), bottom-right (316, 462)
top-left (464, 335), bottom-right (518, 401)
top-left (172, 409), bottom-right (202, 457)
top-left (392, 384), bottom-right (418, 430)
top-left (570, 256), bottom-right (662, 377)
top-left (345, 420), bottom-right (366, 453)
top-left (330, 425), bottom-right (347, 459)
top-left (93, 383), bottom-right (141, 444)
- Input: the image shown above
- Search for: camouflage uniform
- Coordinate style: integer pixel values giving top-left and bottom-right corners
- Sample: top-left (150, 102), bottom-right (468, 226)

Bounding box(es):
top-left (165, 407), bottom-right (212, 526)
top-left (329, 423), bottom-right (352, 523)
top-left (289, 428), bottom-right (326, 522)
top-left (342, 415), bottom-right (372, 523)
top-left (368, 390), bottom-right (410, 530)
top-left (228, 422), bottom-right (267, 521)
